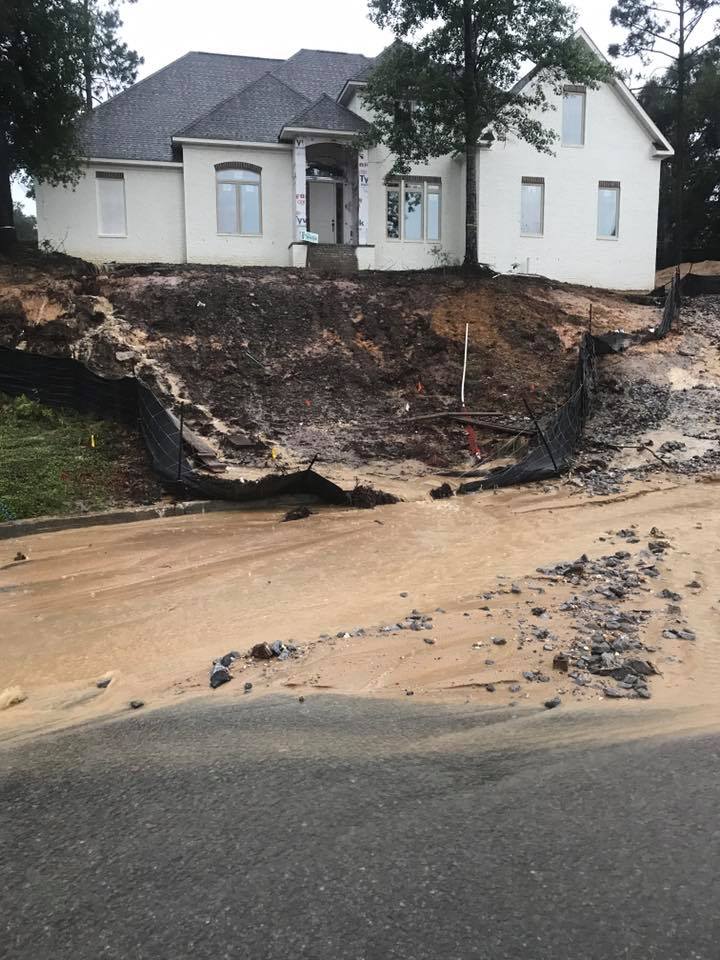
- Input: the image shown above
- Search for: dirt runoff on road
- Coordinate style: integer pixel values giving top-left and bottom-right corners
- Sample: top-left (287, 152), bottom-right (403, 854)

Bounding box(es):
top-left (1, 475), bottom-right (718, 742)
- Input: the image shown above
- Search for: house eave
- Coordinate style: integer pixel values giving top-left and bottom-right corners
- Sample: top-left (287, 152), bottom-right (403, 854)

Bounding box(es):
top-left (279, 126), bottom-right (361, 141)
top-left (337, 79), bottom-right (366, 106)
top-left (88, 157), bottom-right (184, 167)
top-left (172, 136), bottom-right (291, 150)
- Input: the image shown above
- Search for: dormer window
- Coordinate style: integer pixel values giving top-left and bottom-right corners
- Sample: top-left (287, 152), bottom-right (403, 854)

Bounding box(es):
top-left (562, 86), bottom-right (586, 146)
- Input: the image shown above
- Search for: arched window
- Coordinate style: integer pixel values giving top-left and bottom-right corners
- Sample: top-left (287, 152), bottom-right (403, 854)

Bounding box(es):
top-left (215, 163), bottom-right (262, 235)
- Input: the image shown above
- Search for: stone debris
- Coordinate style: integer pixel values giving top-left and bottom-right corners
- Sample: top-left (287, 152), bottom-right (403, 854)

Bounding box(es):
top-left (282, 506), bottom-right (313, 522)
top-left (129, 699), bottom-right (144, 709)
top-left (544, 697), bottom-right (561, 709)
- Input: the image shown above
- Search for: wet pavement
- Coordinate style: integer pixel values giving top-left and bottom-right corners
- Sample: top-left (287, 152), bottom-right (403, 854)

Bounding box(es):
top-left (1, 695), bottom-right (718, 959)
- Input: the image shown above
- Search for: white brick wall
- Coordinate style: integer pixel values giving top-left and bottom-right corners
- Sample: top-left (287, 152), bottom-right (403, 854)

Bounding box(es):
top-left (35, 164), bottom-right (186, 264)
top-left (182, 143), bottom-right (294, 266)
top-left (476, 80), bottom-right (662, 290)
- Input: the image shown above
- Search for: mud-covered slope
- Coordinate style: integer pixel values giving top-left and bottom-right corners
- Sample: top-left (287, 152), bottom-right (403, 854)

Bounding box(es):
top-left (0, 257), bottom-right (659, 470)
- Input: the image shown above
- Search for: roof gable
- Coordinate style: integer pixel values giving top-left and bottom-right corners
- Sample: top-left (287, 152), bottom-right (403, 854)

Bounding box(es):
top-left (82, 52), bottom-right (284, 161)
top-left (281, 95), bottom-right (369, 137)
top-left (176, 74), bottom-right (311, 143)
top-left (510, 29), bottom-right (673, 156)
top-left (270, 49), bottom-right (373, 100)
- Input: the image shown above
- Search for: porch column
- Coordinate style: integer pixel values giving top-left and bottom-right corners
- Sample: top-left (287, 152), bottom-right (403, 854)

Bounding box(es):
top-left (292, 137), bottom-right (307, 241)
top-left (357, 149), bottom-right (369, 245)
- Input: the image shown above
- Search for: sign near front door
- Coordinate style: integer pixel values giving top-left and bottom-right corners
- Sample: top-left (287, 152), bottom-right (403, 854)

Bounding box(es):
top-left (302, 231), bottom-right (319, 244)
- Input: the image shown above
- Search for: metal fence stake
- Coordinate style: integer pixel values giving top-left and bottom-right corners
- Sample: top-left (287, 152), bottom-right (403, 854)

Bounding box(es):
top-left (177, 402), bottom-right (185, 482)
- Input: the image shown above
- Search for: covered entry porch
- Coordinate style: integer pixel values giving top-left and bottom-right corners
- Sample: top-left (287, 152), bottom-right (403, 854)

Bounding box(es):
top-left (283, 124), bottom-right (372, 268)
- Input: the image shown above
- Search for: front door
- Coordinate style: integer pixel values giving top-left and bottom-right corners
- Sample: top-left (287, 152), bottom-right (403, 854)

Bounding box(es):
top-left (308, 181), bottom-right (337, 243)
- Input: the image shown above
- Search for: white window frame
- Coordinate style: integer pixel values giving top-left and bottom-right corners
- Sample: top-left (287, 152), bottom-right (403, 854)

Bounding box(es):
top-left (95, 171), bottom-right (127, 238)
top-left (215, 164), bottom-right (263, 237)
top-left (520, 177), bottom-right (545, 238)
top-left (561, 85), bottom-right (587, 148)
top-left (597, 181), bottom-right (621, 240)
top-left (385, 179), bottom-right (442, 243)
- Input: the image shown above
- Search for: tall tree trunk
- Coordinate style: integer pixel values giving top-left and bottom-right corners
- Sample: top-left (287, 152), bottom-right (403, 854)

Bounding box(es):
top-left (462, 0), bottom-right (478, 266)
top-left (673, 0), bottom-right (686, 266)
top-left (0, 113), bottom-right (17, 252)
top-left (83, 0), bottom-right (94, 111)
top-left (464, 140), bottom-right (478, 266)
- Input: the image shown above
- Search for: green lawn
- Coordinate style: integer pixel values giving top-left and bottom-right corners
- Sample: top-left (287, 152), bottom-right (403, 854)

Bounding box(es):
top-left (0, 393), bottom-right (159, 520)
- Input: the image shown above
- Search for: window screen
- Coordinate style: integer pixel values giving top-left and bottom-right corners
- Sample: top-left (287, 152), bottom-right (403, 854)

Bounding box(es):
top-left (96, 172), bottom-right (127, 236)
top-left (521, 178), bottom-right (544, 236)
top-left (562, 87), bottom-right (586, 146)
top-left (403, 183), bottom-right (424, 241)
top-left (598, 182), bottom-right (620, 238)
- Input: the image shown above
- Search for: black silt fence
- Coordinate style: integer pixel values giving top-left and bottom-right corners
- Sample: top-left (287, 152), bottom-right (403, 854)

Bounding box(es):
top-left (459, 274), bottom-right (681, 494)
top-left (0, 347), bottom-right (348, 506)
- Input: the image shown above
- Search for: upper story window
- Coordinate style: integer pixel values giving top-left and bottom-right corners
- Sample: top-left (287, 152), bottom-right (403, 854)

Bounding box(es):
top-left (96, 171), bottom-right (127, 236)
top-left (215, 163), bottom-right (262, 235)
top-left (562, 86), bottom-right (586, 146)
top-left (385, 179), bottom-right (441, 242)
top-left (598, 181), bottom-right (621, 239)
top-left (521, 177), bottom-right (545, 236)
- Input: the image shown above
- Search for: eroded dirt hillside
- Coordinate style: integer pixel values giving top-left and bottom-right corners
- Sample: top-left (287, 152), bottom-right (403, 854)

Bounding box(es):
top-left (0, 255), bottom-right (661, 471)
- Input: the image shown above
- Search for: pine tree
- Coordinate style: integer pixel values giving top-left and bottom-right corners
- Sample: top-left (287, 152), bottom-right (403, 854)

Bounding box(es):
top-left (609, 0), bottom-right (720, 263)
top-left (79, 0), bottom-right (142, 111)
top-left (362, 0), bottom-right (612, 266)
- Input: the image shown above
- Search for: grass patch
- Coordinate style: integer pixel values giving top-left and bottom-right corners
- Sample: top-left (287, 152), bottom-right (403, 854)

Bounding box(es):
top-left (0, 392), bottom-right (160, 519)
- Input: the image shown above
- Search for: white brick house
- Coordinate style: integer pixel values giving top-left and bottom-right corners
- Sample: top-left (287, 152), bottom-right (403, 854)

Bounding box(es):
top-left (36, 29), bottom-right (672, 290)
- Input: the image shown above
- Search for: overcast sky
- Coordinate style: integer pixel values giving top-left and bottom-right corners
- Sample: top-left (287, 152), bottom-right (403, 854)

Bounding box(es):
top-left (124, 0), bottom-right (628, 73)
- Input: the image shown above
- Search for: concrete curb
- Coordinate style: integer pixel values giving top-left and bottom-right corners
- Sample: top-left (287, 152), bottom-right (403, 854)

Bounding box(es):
top-left (0, 499), bottom-right (250, 541)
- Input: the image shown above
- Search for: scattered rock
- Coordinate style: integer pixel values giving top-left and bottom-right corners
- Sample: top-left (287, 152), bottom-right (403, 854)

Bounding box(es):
top-left (531, 606), bottom-right (547, 617)
top-left (96, 676), bottom-right (112, 689)
top-left (485, 683), bottom-right (496, 693)
top-left (350, 484), bottom-right (400, 509)
top-left (298, 695), bottom-right (305, 703)
top-left (13, 552), bottom-right (27, 562)
top-left (491, 636), bottom-right (507, 646)
top-left (129, 699), bottom-right (144, 709)
top-left (219, 651), bottom-right (241, 667)
top-left (509, 684), bottom-right (522, 693)
top-left (423, 637), bottom-right (436, 645)
top-left (244, 681), bottom-right (253, 693)
top-left (210, 661), bottom-right (232, 689)
top-left (429, 482), bottom-right (454, 500)
top-left (511, 583), bottom-right (522, 594)
top-left (250, 642), bottom-right (274, 660)
top-left (544, 697), bottom-right (561, 709)
top-left (282, 506), bottom-right (313, 522)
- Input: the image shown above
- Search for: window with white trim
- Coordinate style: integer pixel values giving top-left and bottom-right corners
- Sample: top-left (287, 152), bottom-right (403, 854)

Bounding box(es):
top-left (96, 171), bottom-right (127, 236)
top-left (562, 86), bottom-right (586, 146)
top-left (598, 181), bottom-right (620, 238)
top-left (215, 164), bottom-right (262, 235)
top-left (385, 180), bottom-right (441, 241)
top-left (520, 177), bottom-right (545, 236)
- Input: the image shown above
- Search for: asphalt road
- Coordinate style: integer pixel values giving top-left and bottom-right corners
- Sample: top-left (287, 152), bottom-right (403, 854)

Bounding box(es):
top-left (1, 695), bottom-right (719, 960)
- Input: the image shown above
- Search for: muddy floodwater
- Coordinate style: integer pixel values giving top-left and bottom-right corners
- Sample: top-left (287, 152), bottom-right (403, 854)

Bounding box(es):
top-left (2, 477), bottom-right (718, 743)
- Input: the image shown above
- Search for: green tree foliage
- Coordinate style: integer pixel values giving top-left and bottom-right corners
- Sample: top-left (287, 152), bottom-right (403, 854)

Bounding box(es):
top-left (640, 42), bottom-right (720, 259)
top-left (0, 0), bottom-right (141, 246)
top-left (609, 0), bottom-right (720, 261)
top-left (12, 202), bottom-right (37, 243)
top-left (362, 0), bottom-right (612, 265)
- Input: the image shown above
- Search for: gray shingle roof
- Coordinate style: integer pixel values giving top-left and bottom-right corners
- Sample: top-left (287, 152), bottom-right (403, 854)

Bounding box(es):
top-left (177, 74), bottom-right (311, 143)
top-left (83, 52), bottom-right (284, 161)
top-left (281, 95), bottom-right (370, 136)
top-left (269, 49), bottom-right (373, 101)
top-left (83, 47), bottom-right (374, 161)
